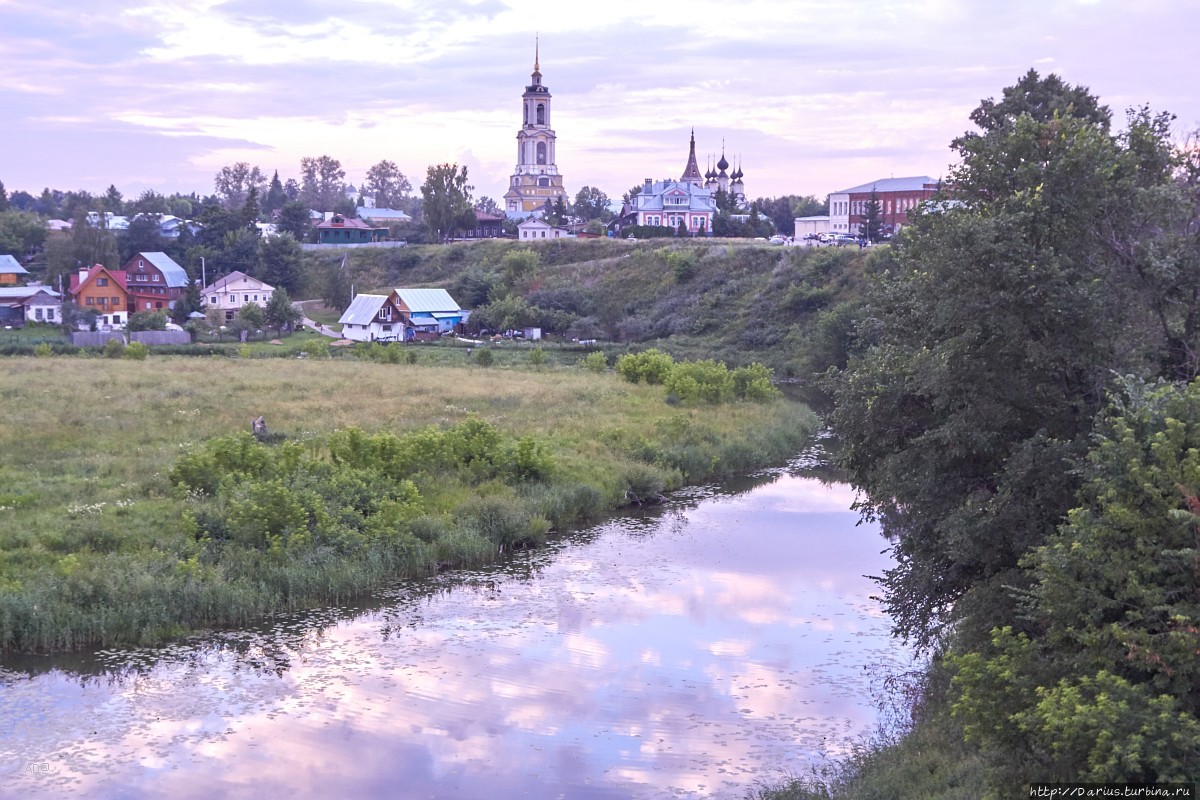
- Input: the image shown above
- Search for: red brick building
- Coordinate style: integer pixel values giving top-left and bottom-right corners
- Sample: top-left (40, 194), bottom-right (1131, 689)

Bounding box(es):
top-left (827, 176), bottom-right (941, 235)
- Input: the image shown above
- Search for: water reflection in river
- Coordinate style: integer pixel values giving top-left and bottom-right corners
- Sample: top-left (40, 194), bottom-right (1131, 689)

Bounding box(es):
top-left (0, 463), bottom-right (909, 799)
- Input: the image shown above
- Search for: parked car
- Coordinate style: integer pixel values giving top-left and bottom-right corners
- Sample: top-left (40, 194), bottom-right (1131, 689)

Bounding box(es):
top-left (768, 235), bottom-right (788, 245)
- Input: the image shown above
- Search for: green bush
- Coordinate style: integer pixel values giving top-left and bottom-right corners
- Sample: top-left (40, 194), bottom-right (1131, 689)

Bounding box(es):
top-left (304, 339), bottom-right (330, 359)
top-left (34, 342), bottom-right (53, 358)
top-left (664, 359), bottom-right (733, 404)
top-left (582, 351), bottom-right (608, 373)
top-left (665, 250), bottom-right (695, 283)
top-left (616, 348), bottom-right (675, 384)
top-left (124, 341), bottom-right (150, 360)
top-left (509, 435), bottom-right (554, 481)
top-left (455, 494), bottom-right (548, 551)
top-left (473, 348), bottom-right (494, 367)
top-left (731, 363), bottom-right (781, 401)
top-left (619, 462), bottom-right (674, 504)
top-left (127, 310), bottom-right (168, 331)
top-left (228, 479), bottom-right (325, 552)
top-left (528, 347), bottom-right (546, 367)
top-left (103, 338), bottom-right (125, 358)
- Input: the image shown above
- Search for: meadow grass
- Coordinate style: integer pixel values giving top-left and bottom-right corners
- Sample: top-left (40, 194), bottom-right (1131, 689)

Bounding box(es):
top-left (0, 354), bottom-right (817, 652)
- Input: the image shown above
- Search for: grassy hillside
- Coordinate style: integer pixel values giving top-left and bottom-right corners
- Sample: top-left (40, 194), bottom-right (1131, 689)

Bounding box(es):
top-left (0, 355), bottom-right (817, 652)
top-left (305, 238), bottom-right (877, 380)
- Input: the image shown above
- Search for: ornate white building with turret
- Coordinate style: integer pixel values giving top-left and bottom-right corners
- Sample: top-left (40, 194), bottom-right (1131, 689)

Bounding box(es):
top-left (504, 43), bottom-right (569, 216)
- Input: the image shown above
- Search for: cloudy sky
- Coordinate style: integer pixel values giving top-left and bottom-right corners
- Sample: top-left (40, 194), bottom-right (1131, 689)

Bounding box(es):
top-left (2, 0), bottom-right (1196, 205)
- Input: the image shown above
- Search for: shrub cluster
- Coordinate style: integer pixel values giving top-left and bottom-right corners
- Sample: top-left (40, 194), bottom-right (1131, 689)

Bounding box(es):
top-left (169, 419), bottom-right (561, 563)
top-left (615, 349), bottom-right (781, 404)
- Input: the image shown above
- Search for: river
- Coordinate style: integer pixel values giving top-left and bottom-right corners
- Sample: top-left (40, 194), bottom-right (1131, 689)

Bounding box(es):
top-left (0, 455), bottom-right (910, 799)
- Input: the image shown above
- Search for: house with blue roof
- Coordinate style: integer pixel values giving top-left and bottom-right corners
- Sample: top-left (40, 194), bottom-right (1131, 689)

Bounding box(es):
top-left (121, 251), bottom-right (191, 313)
top-left (337, 288), bottom-right (467, 342)
top-left (393, 288), bottom-right (467, 337)
top-left (0, 254), bottom-right (29, 285)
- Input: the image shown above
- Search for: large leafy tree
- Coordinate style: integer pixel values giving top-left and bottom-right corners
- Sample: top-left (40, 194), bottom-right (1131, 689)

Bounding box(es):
top-left (951, 379), bottom-right (1200, 785)
top-left (258, 233), bottom-right (304, 294)
top-left (824, 72), bottom-right (1188, 650)
top-left (299, 155), bottom-right (346, 211)
top-left (276, 200), bottom-right (312, 241)
top-left (474, 196), bottom-right (503, 216)
top-left (363, 159), bottom-right (412, 209)
top-left (264, 287), bottom-right (301, 334)
top-left (754, 195), bottom-right (826, 236)
top-left (118, 215), bottom-right (167, 263)
top-left (419, 163), bottom-right (474, 241)
top-left (213, 162), bottom-right (266, 211)
top-left (573, 186), bottom-right (613, 222)
top-left (0, 210), bottom-right (48, 256)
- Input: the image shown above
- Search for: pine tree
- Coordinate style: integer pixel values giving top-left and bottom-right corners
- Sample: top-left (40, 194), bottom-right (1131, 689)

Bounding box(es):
top-left (859, 189), bottom-right (883, 242)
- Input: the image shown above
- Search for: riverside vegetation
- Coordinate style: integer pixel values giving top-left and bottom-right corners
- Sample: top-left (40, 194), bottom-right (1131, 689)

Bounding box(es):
top-left (756, 71), bottom-right (1200, 796)
top-left (0, 356), bottom-right (813, 653)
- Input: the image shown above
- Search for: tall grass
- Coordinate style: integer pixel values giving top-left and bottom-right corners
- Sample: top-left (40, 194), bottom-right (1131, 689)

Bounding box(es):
top-left (0, 356), bottom-right (817, 652)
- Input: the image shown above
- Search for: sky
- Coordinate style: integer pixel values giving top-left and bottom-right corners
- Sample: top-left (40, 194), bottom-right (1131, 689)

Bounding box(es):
top-left (1, 0), bottom-right (1197, 206)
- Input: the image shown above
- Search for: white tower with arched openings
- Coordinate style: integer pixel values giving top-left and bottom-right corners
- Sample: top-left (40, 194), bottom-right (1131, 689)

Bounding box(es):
top-left (504, 39), bottom-right (568, 216)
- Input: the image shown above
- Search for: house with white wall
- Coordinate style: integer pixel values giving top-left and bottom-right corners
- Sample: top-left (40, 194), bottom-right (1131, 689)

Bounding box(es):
top-left (200, 271), bottom-right (275, 322)
top-left (337, 293), bottom-right (405, 341)
top-left (518, 218), bottom-right (572, 240)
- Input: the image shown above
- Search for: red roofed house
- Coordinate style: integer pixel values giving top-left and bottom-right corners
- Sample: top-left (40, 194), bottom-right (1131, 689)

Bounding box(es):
top-left (69, 265), bottom-right (130, 329)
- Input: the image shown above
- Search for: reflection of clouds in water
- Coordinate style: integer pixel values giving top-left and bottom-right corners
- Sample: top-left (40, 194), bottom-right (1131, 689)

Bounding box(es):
top-left (747, 475), bottom-right (863, 515)
top-left (1, 477), bottom-right (908, 799)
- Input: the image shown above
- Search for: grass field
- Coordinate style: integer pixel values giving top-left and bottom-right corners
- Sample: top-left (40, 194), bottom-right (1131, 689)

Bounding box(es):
top-left (0, 354), bottom-right (817, 652)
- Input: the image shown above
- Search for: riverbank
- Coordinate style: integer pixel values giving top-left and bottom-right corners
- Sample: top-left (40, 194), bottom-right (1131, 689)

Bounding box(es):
top-left (0, 356), bottom-right (818, 653)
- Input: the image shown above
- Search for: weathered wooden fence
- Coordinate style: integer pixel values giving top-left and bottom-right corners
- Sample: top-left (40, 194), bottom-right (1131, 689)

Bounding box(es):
top-left (131, 330), bottom-right (191, 346)
top-left (71, 331), bottom-right (125, 347)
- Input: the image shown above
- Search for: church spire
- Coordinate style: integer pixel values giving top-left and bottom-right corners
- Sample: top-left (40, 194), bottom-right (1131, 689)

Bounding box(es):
top-left (531, 36), bottom-right (541, 86)
top-left (681, 127), bottom-right (703, 185)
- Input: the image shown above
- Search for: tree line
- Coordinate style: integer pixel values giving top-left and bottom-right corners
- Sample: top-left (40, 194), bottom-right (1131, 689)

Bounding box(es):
top-left (812, 70), bottom-right (1200, 790)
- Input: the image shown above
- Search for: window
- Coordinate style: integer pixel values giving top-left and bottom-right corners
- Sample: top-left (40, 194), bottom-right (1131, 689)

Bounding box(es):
top-left (35, 308), bottom-right (43, 320)
top-left (146, 302), bottom-right (152, 310)
top-left (47, 308), bottom-right (54, 320)
top-left (210, 296), bottom-right (217, 304)
top-left (112, 296), bottom-right (119, 306)
top-left (536, 103), bottom-right (545, 125)
top-left (244, 295), bottom-right (250, 302)
top-left (537, 142), bottom-right (547, 165)
top-left (98, 277), bottom-right (108, 287)
top-left (152, 274), bottom-right (159, 282)
top-left (138, 259), bottom-right (144, 268)
top-left (87, 297), bottom-right (94, 305)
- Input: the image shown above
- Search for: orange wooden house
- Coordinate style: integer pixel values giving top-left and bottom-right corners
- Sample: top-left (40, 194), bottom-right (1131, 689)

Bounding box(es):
top-left (69, 265), bottom-right (130, 328)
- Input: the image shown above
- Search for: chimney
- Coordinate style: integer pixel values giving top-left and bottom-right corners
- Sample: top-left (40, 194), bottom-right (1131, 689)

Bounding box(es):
top-left (79, 267), bottom-right (90, 283)
top-left (644, 178), bottom-right (652, 193)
